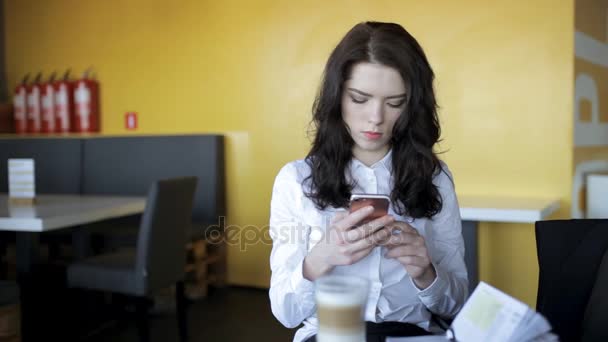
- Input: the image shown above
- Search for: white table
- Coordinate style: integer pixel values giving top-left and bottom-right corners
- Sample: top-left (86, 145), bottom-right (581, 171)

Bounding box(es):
top-left (0, 194), bottom-right (146, 276)
top-left (458, 195), bottom-right (560, 294)
top-left (459, 196), bottom-right (560, 223)
top-left (0, 194), bottom-right (145, 342)
top-left (0, 194), bottom-right (146, 232)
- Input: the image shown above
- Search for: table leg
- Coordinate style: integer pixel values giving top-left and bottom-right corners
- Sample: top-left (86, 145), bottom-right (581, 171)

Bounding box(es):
top-left (15, 232), bottom-right (41, 342)
top-left (16, 232), bottom-right (40, 279)
top-left (72, 228), bottom-right (92, 259)
top-left (0, 235), bottom-right (8, 279)
top-left (462, 220), bottom-right (479, 296)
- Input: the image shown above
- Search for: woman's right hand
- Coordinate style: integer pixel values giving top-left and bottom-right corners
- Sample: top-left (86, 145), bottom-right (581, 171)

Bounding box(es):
top-left (303, 206), bottom-right (395, 281)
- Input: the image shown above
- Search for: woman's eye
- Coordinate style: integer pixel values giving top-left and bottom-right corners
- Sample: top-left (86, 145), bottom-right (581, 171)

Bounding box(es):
top-left (387, 100), bottom-right (405, 108)
top-left (350, 96), bottom-right (367, 104)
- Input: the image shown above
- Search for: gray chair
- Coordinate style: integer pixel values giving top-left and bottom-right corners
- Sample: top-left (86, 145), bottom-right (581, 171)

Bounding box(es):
top-left (67, 177), bottom-right (198, 342)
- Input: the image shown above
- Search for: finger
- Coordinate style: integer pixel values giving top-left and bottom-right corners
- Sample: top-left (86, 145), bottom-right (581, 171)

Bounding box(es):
top-left (386, 221), bottom-right (418, 235)
top-left (385, 247), bottom-right (429, 267)
top-left (330, 211), bottom-right (348, 225)
top-left (349, 226), bottom-right (393, 253)
top-left (347, 245), bottom-right (376, 264)
top-left (382, 232), bottom-right (424, 247)
top-left (384, 245), bottom-right (425, 259)
top-left (333, 206), bottom-right (375, 232)
top-left (396, 255), bottom-right (430, 268)
top-left (344, 215), bottom-right (395, 242)
top-left (371, 226), bottom-right (394, 246)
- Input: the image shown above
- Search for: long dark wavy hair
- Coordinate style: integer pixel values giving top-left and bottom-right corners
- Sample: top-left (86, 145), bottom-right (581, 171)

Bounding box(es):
top-left (304, 21), bottom-right (443, 219)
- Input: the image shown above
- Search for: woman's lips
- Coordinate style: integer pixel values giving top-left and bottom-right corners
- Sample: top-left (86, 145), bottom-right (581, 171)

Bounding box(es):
top-left (363, 131), bottom-right (382, 140)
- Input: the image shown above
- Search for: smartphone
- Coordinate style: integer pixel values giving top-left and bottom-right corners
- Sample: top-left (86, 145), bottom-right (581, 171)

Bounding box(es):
top-left (349, 194), bottom-right (390, 224)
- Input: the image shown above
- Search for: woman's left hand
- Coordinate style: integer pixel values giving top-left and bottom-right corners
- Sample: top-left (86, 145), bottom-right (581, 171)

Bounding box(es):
top-left (383, 221), bottom-right (436, 289)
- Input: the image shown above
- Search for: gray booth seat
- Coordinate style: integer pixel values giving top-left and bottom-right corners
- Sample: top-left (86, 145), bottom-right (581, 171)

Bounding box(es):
top-left (0, 138), bottom-right (83, 261)
top-left (81, 135), bottom-right (225, 241)
top-left (0, 138), bottom-right (82, 194)
top-left (0, 135), bottom-right (225, 261)
top-left (0, 135), bottom-right (225, 224)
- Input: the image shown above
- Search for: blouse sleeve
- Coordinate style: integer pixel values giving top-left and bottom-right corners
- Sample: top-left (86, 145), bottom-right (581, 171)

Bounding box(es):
top-left (268, 162), bottom-right (316, 328)
top-left (414, 163), bottom-right (469, 319)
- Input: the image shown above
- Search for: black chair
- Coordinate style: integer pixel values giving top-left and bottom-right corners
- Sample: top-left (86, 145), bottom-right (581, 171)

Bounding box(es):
top-left (67, 177), bottom-right (198, 342)
top-left (580, 247), bottom-right (608, 342)
top-left (535, 219), bottom-right (608, 342)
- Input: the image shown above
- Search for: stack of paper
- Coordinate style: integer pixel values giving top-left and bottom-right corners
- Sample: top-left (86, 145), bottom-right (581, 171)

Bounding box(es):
top-left (8, 159), bottom-right (36, 200)
top-left (451, 282), bottom-right (557, 342)
top-left (387, 282), bottom-right (558, 342)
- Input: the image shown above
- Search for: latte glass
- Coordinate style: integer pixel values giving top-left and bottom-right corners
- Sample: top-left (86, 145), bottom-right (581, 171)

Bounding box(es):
top-left (315, 275), bottom-right (369, 342)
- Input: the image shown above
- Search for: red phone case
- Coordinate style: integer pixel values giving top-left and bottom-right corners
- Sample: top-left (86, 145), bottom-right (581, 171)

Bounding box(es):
top-left (349, 197), bottom-right (389, 224)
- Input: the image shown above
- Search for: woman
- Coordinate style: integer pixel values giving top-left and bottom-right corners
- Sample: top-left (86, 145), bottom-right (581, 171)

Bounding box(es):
top-left (269, 21), bottom-right (468, 342)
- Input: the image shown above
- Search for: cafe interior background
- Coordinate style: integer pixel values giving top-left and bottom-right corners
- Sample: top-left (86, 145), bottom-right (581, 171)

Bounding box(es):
top-left (1, 0), bottom-right (608, 339)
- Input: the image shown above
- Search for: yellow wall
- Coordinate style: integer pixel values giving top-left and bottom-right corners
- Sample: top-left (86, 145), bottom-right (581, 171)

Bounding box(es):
top-left (5, 0), bottom-right (574, 306)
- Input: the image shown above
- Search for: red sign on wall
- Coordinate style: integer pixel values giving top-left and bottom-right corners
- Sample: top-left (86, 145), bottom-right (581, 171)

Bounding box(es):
top-left (125, 112), bottom-right (138, 130)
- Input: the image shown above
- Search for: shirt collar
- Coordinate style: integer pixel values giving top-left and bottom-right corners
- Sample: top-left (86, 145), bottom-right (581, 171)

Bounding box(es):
top-left (350, 149), bottom-right (393, 172)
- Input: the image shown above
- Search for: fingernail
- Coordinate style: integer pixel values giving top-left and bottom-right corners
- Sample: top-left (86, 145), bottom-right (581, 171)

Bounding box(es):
top-left (365, 206), bottom-right (374, 212)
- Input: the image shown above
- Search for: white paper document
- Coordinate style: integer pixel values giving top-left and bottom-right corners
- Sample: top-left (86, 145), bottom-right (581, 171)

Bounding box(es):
top-left (387, 282), bottom-right (557, 342)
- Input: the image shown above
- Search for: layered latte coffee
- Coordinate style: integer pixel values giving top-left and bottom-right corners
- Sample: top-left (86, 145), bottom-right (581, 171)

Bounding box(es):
top-left (315, 275), bottom-right (369, 342)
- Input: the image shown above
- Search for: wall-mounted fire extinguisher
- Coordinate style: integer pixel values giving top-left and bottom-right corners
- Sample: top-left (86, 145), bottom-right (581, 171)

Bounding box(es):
top-left (26, 73), bottom-right (43, 133)
top-left (40, 72), bottom-right (56, 134)
top-left (53, 70), bottom-right (73, 134)
top-left (73, 68), bottom-right (100, 133)
top-left (13, 74), bottom-right (29, 134)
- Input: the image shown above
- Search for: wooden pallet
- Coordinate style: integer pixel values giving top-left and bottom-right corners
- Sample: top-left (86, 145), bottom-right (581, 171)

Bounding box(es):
top-left (184, 234), bottom-right (227, 300)
top-left (0, 303), bottom-right (20, 342)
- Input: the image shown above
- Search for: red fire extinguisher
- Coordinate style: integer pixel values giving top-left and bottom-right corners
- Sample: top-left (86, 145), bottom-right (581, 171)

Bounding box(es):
top-left (26, 73), bottom-right (43, 133)
top-left (53, 70), bottom-right (73, 134)
top-left (40, 72), bottom-right (56, 134)
top-left (12, 74), bottom-right (29, 134)
top-left (73, 68), bottom-right (100, 133)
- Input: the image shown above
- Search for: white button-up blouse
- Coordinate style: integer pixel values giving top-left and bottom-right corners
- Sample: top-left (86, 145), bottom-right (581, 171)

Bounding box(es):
top-left (269, 151), bottom-right (468, 342)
